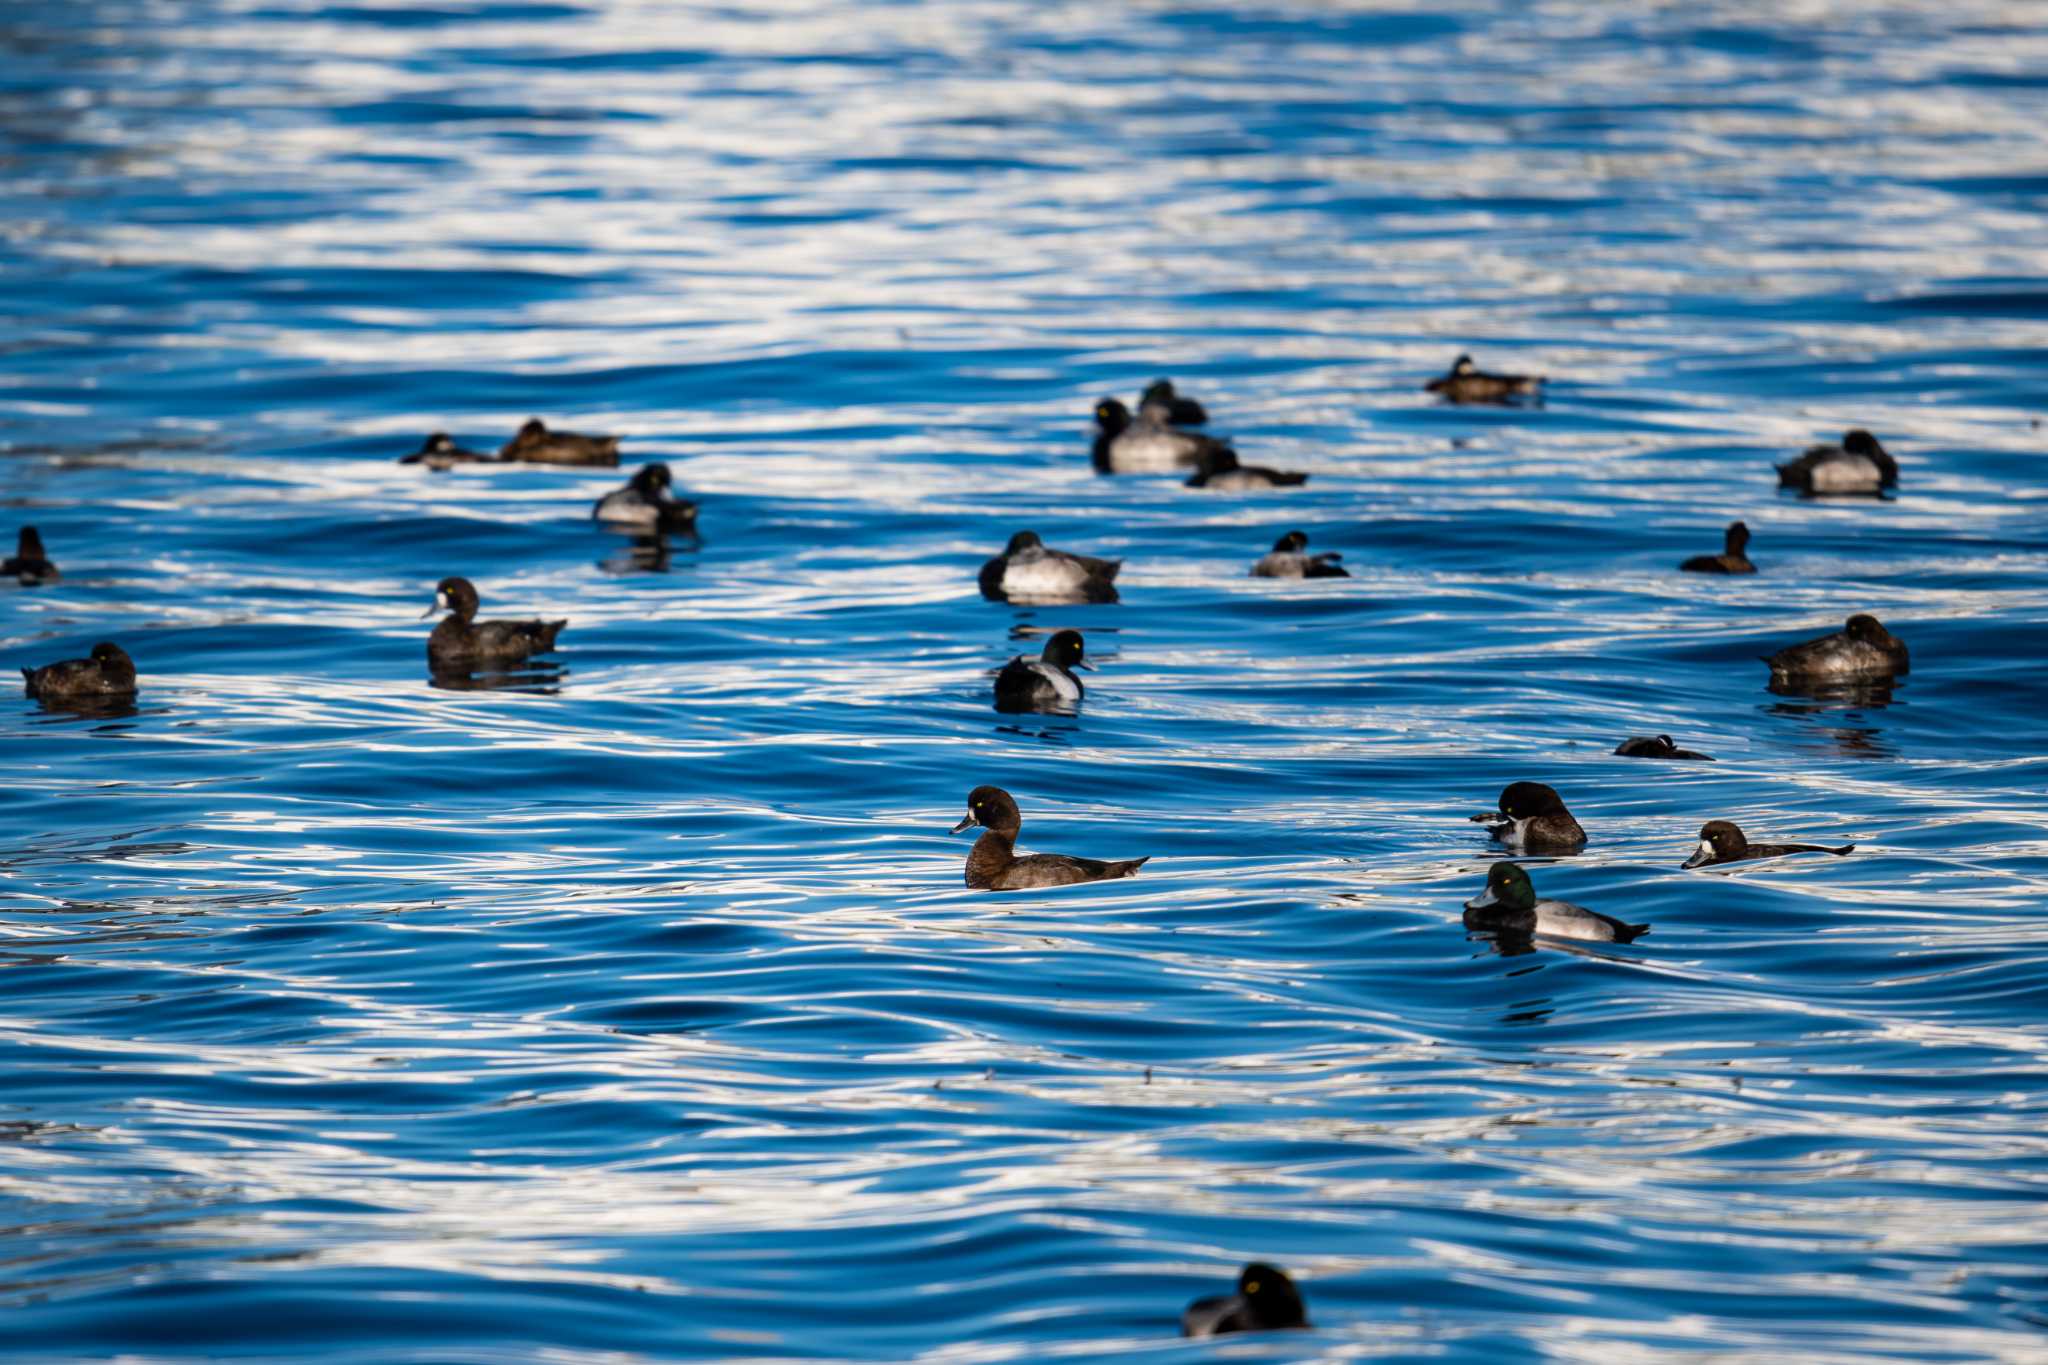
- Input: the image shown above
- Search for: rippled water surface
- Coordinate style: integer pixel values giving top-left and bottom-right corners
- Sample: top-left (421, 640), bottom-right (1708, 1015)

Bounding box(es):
top-left (6, 1), bottom-right (2048, 1359)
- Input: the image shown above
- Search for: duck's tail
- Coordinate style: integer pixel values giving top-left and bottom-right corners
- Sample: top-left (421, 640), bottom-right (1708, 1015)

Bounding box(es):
top-left (539, 620), bottom-right (568, 650)
top-left (1830, 843), bottom-right (1856, 857)
top-left (1108, 856), bottom-right (1150, 879)
top-left (19, 667), bottom-right (34, 696)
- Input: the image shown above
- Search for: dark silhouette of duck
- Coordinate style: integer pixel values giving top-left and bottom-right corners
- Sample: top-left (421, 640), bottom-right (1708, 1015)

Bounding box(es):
top-left (1425, 353), bottom-right (1544, 403)
top-left (993, 629), bottom-right (1090, 714)
top-left (979, 531), bottom-right (1120, 605)
top-left (1614, 735), bottom-right (1714, 761)
top-left (1181, 1263), bottom-right (1309, 1338)
top-left (1250, 530), bottom-right (1348, 578)
top-left (498, 418), bottom-right (620, 467)
top-left (22, 641), bottom-right (135, 702)
top-left (1776, 429), bottom-right (1897, 495)
top-left (1765, 614), bottom-right (1908, 684)
top-left (593, 463), bottom-right (698, 533)
top-left (950, 785), bottom-right (1149, 890)
top-left (3, 527), bottom-right (58, 584)
top-left (1472, 781), bottom-right (1586, 852)
top-left (1138, 378), bottom-right (1208, 427)
top-left (1186, 445), bottom-right (1307, 490)
top-left (399, 433), bottom-right (494, 469)
top-left (1682, 819), bottom-right (1853, 868)
top-left (1680, 521), bottom-right (1754, 574)
top-left (1464, 862), bottom-right (1646, 944)
top-left (424, 576), bottom-right (566, 671)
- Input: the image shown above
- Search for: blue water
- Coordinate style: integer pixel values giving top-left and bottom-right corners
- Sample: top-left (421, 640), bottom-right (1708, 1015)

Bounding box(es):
top-left (5, 1), bottom-right (2048, 1359)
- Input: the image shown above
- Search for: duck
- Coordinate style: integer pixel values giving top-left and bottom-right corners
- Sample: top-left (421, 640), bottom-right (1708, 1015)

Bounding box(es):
top-left (398, 432), bottom-right (494, 470)
top-left (1250, 530), bottom-right (1348, 578)
top-left (1471, 781), bottom-right (1586, 852)
top-left (949, 785), bottom-right (1149, 890)
top-left (1680, 521), bottom-right (1754, 574)
top-left (1463, 862), bottom-right (1646, 943)
top-left (21, 641), bottom-right (135, 702)
top-left (1181, 1263), bottom-right (1309, 1338)
top-left (1775, 429), bottom-right (1897, 495)
top-left (1138, 378), bottom-right (1208, 427)
top-left (1765, 614), bottom-right (1908, 683)
top-left (1682, 819), bottom-right (1853, 868)
top-left (1185, 444), bottom-right (1307, 490)
top-left (1091, 397), bottom-right (1231, 474)
top-left (3, 527), bottom-right (58, 584)
top-left (593, 463), bottom-right (698, 533)
top-left (978, 531), bottom-right (1120, 605)
top-left (424, 576), bottom-right (566, 671)
top-left (498, 417), bottom-right (621, 467)
top-left (1614, 734), bottom-right (1714, 761)
top-left (992, 629), bottom-right (1090, 713)
top-left (1424, 353), bottom-right (1543, 403)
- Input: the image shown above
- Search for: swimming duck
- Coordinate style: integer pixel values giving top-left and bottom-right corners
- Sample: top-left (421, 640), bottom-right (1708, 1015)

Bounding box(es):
top-left (424, 576), bottom-right (566, 671)
top-left (593, 463), bottom-right (698, 533)
top-left (993, 629), bottom-right (1090, 713)
top-left (1185, 444), bottom-right (1307, 490)
top-left (1680, 521), bottom-right (1754, 574)
top-left (1250, 530), bottom-right (1348, 578)
top-left (21, 641), bottom-right (135, 702)
top-left (1463, 862), bottom-right (1646, 943)
top-left (1424, 353), bottom-right (1544, 403)
top-left (1614, 734), bottom-right (1714, 761)
top-left (1682, 819), bottom-right (1853, 868)
top-left (979, 531), bottom-right (1120, 605)
top-left (1775, 429), bottom-right (1897, 495)
top-left (3, 527), bottom-right (58, 584)
top-left (1091, 398), bottom-right (1230, 474)
top-left (1138, 378), bottom-right (1208, 427)
top-left (1181, 1263), bottom-right (1308, 1338)
top-left (949, 785), bottom-right (1149, 890)
top-left (1471, 781), bottom-right (1586, 852)
top-left (398, 432), bottom-right (495, 470)
top-left (498, 417), bottom-right (621, 467)
top-left (1765, 614), bottom-right (1908, 683)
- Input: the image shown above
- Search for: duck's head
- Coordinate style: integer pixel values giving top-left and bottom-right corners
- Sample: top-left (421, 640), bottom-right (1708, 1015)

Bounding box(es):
top-left (1272, 530), bottom-right (1310, 553)
top-left (1040, 628), bottom-right (1090, 671)
top-left (1842, 429), bottom-right (1884, 458)
top-left (17, 525), bottom-right (44, 556)
top-left (426, 575), bottom-right (481, 621)
top-left (514, 418), bottom-right (548, 442)
top-left (1004, 530), bottom-right (1044, 555)
top-left (1094, 397), bottom-right (1131, 434)
top-left (1466, 861), bottom-right (1537, 912)
top-left (1234, 1263), bottom-right (1307, 1330)
top-left (1845, 613), bottom-right (1897, 647)
top-left (89, 641), bottom-right (134, 675)
top-left (423, 432), bottom-right (455, 453)
top-left (1685, 819), bottom-right (1748, 868)
top-left (1140, 378), bottom-right (1178, 404)
top-left (1725, 521), bottom-right (1750, 552)
top-left (631, 463), bottom-right (673, 496)
top-left (1497, 780), bottom-right (1569, 819)
top-left (951, 785), bottom-right (1022, 838)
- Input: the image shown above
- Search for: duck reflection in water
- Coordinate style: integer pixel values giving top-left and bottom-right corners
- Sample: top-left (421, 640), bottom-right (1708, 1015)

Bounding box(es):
top-left (597, 532), bottom-right (697, 576)
top-left (430, 664), bottom-right (567, 695)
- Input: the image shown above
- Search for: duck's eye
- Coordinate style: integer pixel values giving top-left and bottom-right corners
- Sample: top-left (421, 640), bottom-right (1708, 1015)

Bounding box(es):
top-left (1245, 1280), bottom-right (1262, 1294)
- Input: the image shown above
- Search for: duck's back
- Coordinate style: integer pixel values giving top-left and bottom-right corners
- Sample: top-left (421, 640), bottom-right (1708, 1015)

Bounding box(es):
top-left (993, 656), bottom-right (1081, 708)
top-left (1532, 900), bottom-right (1645, 943)
top-left (992, 853), bottom-right (1147, 890)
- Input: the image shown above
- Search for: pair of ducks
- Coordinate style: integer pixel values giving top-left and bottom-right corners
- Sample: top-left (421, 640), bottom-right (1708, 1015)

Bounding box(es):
top-left (1476, 780), bottom-right (1854, 863)
top-left (1091, 380), bottom-right (1308, 488)
top-left (399, 417), bottom-right (621, 469)
top-left (977, 527), bottom-right (1349, 605)
top-left (17, 580), bottom-right (572, 698)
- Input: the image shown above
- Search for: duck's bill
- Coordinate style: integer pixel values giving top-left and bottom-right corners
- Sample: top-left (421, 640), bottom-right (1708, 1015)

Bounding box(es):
top-left (1465, 886), bottom-right (1501, 910)
top-left (1469, 811), bottom-right (1504, 826)
top-left (949, 814), bottom-right (978, 834)
top-left (1072, 660), bottom-right (1097, 672)
top-left (419, 596), bottom-right (443, 619)
top-left (1681, 841), bottom-right (1714, 869)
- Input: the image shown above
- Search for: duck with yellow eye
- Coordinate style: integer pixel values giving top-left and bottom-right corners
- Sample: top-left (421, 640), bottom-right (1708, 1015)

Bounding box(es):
top-left (1091, 396), bottom-right (1234, 475)
top-left (992, 629), bottom-right (1092, 714)
top-left (949, 786), bottom-right (1149, 890)
top-left (1181, 1262), bottom-right (1309, 1337)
